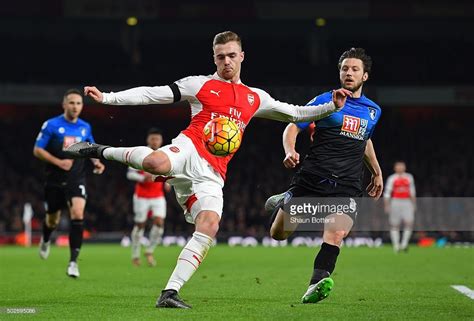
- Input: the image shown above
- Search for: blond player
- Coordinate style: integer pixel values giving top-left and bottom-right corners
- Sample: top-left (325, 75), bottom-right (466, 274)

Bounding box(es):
top-left (384, 161), bottom-right (416, 252)
top-left (65, 31), bottom-right (351, 308)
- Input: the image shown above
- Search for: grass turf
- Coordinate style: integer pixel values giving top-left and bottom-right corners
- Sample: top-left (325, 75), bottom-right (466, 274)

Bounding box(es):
top-left (0, 244), bottom-right (473, 320)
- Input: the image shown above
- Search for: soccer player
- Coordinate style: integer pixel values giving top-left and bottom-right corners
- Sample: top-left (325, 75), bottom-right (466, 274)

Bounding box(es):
top-left (64, 31), bottom-right (352, 308)
top-left (384, 161), bottom-right (416, 253)
top-left (265, 48), bottom-right (383, 303)
top-left (34, 89), bottom-right (105, 278)
top-left (127, 127), bottom-right (170, 267)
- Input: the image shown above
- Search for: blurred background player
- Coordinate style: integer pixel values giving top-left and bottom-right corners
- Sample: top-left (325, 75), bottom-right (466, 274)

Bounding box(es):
top-left (33, 89), bottom-right (105, 277)
top-left (266, 48), bottom-right (383, 303)
top-left (65, 31), bottom-right (351, 308)
top-left (126, 128), bottom-right (170, 267)
top-left (384, 161), bottom-right (416, 253)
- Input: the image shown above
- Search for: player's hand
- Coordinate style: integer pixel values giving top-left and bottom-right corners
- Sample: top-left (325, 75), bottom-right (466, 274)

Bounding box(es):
top-left (57, 159), bottom-right (73, 171)
top-left (92, 160), bottom-right (105, 175)
top-left (84, 86), bottom-right (104, 103)
top-left (367, 174), bottom-right (383, 200)
top-left (283, 150), bottom-right (300, 169)
top-left (143, 172), bottom-right (154, 182)
top-left (332, 88), bottom-right (353, 110)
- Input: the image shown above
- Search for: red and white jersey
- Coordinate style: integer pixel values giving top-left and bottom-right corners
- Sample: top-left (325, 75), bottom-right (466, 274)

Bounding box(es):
top-left (103, 73), bottom-right (338, 179)
top-left (384, 173), bottom-right (416, 199)
top-left (127, 167), bottom-right (165, 198)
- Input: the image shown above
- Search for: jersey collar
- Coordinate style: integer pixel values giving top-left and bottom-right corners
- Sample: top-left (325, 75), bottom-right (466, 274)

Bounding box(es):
top-left (212, 72), bottom-right (242, 84)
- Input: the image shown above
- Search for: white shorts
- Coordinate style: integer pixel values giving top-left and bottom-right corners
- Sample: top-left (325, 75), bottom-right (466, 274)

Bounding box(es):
top-left (133, 196), bottom-right (166, 223)
top-left (158, 133), bottom-right (224, 224)
top-left (389, 199), bottom-right (415, 226)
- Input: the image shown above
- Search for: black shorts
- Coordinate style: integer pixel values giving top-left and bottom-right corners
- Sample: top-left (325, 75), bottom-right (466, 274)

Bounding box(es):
top-left (277, 173), bottom-right (363, 223)
top-left (44, 183), bottom-right (87, 213)
top-left (290, 172), bottom-right (363, 198)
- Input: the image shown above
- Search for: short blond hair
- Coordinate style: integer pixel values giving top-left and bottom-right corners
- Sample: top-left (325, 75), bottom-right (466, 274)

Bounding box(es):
top-left (213, 31), bottom-right (242, 50)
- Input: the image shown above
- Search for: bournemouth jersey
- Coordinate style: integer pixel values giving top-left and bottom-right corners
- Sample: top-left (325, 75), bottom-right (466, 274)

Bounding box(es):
top-left (35, 115), bottom-right (95, 185)
top-left (297, 92), bottom-right (381, 190)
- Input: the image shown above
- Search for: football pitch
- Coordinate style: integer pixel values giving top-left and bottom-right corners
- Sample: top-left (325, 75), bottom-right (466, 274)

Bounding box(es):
top-left (1, 245), bottom-right (473, 320)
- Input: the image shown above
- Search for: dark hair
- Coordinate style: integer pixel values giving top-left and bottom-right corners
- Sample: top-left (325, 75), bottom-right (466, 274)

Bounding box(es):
top-left (147, 127), bottom-right (162, 136)
top-left (63, 88), bottom-right (82, 100)
top-left (338, 48), bottom-right (372, 74)
top-left (213, 31), bottom-right (242, 50)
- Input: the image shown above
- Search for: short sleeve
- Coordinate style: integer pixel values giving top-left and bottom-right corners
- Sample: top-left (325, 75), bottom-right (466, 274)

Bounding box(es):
top-left (35, 121), bottom-right (53, 148)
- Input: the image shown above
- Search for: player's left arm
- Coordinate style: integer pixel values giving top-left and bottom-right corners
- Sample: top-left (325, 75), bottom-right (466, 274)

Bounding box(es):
top-left (86, 124), bottom-right (105, 175)
top-left (253, 88), bottom-right (351, 122)
top-left (364, 139), bottom-right (383, 200)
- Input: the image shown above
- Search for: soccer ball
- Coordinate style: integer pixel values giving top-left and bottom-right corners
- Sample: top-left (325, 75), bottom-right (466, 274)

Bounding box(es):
top-left (203, 117), bottom-right (242, 157)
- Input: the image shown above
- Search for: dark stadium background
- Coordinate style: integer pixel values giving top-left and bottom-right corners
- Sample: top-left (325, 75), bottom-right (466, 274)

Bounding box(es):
top-left (0, 0), bottom-right (473, 243)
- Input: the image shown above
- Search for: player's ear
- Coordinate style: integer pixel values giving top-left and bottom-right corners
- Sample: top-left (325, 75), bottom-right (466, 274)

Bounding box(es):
top-left (240, 51), bottom-right (245, 62)
top-left (363, 72), bottom-right (368, 82)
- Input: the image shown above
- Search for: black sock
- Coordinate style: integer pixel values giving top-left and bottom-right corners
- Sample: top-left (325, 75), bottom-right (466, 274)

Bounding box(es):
top-left (69, 219), bottom-right (84, 262)
top-left (42, 221), bottom-right (55, 243)
top-left (310, 242), bottom-right (340, 284)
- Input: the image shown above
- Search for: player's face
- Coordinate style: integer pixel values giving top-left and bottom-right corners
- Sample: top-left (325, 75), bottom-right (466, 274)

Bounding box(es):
top-left (339, 58), bottom-right (368, 93)
top-left (147, 134), bottom-right (163, 150)
top-left (213, 41), bottom-right (244, 81)
top-left (62, 94), bottom-right (83, 121)
top-left (394, 162), bottom-right (406, 174)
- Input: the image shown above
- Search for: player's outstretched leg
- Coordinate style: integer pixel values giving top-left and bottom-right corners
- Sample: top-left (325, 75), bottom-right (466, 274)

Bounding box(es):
top-left (65, 143), bottom-right (169, 176)
top-left (64, 142), bottom-right (111, 159)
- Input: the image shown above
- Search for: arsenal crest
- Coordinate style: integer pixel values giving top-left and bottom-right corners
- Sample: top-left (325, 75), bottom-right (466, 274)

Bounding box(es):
top-left (247, 94), bottom-right (255, 106)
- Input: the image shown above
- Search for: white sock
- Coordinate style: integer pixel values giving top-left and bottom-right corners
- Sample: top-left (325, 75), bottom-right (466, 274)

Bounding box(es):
top-left (164, 232), bottom-right (213, 292)
top-left (103, 146), bottom-right (153, 170)
top-left (131, 225), bottom-right (144, 259)
top-left (401, 229), bottom-right (412, 249)
top-left (390, 229), bottom-right (400, 252)
top-left (146, 225), bottom-right (164, 254)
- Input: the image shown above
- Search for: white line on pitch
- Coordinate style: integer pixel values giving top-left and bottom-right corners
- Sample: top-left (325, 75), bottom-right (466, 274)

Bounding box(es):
top-left (451, 285), bottom-right (474, 300)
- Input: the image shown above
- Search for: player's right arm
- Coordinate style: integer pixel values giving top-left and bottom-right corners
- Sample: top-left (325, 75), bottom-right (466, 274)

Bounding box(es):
top-left (85, 86), bottom-right (175, 105)
top-left (282, 124), bottom-right (303, 168)
top-left (33, 147), bottom-right (73, 171)
top-left (33, 121), bottom-right (73, 171)
top-left (85, 76), bottom-right (206, 106)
